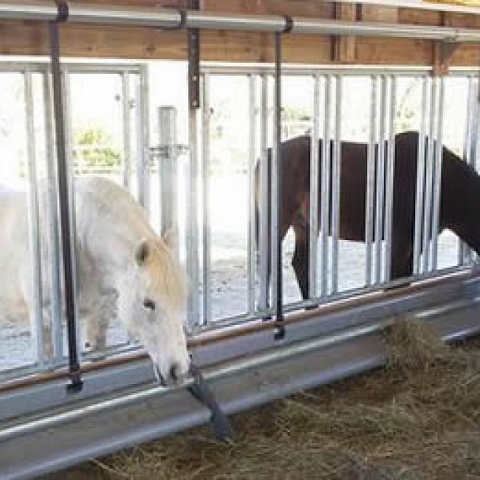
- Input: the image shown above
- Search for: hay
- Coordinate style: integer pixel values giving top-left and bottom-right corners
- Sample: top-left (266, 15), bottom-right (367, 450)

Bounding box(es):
top-left (43, 318), bottom-right (480, 480)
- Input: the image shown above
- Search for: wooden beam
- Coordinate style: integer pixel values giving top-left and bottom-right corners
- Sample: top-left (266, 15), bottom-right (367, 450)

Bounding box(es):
top-left (332, 3), bottom-right (357, 63)
top-left (362, 4), bottom-right (399, 22)
top-left (0, 1), bottom-right (479, 65)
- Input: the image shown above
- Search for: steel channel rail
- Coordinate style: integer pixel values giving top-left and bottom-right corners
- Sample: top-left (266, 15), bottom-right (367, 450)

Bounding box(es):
top-left (2, 271), bottom-right (480, 478)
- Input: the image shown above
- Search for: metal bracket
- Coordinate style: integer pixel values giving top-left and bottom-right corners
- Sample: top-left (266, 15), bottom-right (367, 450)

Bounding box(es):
top-left (432, 41), bottom-right (459, 76)
top-left (149, 144), bottom-right (189, 161)
top-left (188, 29), bottom-right (200, 109)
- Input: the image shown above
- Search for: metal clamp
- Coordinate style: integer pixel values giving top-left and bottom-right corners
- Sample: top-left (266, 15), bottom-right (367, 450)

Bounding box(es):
top-left (283, 15), bottom-right (293, 33)
top-left (55, 1), bottom-right (69, 22)
top-left (149, 144), bottom-right (189, 160)
top-left (157, 7), bottom-right (187, 31)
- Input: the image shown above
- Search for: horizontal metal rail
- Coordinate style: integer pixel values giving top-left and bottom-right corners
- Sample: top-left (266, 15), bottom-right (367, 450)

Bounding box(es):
top-left (2, 2), bottom-right (480, 42)
top-left (2, 280), bottom-right (480, 478)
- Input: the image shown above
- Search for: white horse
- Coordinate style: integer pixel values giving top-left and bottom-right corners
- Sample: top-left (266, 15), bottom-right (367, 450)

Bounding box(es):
top-left (0, 177), bottom-right (189, 385)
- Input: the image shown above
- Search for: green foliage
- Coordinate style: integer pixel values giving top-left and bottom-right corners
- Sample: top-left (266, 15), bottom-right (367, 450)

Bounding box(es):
top-left (74, 127), bottom-right (121, 169)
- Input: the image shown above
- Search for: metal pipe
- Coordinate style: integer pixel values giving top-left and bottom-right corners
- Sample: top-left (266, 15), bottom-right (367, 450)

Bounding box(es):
top-left (202, 64), bottom-right (476, 78)
top-left (430, 76), bottom-right (445, 272)
top-left (42, 69), bottom-right (63, 364)
top-left (383, 76), bottom-right (397, 282)
top-left (122, 72), bottom-right (132, 190)
top-left (4, 2), bottom-right (480, 42)
top-left (0, 2), bottom-right (57, 21)
top-left (158, 105), bottom-right (179, 236)
top-left (201, 73), bottom-right (211, 325)
top-left (422, 77), bottom-right (437, 273)
top-left (460, 75), bottom-right (477, 266)
top-left (320, 75), bottom-right (332, 298)
top-left (374, 76), bottom-right (387, 284)
top-left (247, 74), bottom-right (258, 315)
top-left (365, 75), bottom-right (378, 286)
top-left (330, 75), bottom-right (342, 294)
top-left (413, 76), bottom-right (428, 275)
top-left (308, 74), bottom-right (320, 301)
top-left (67, 3), bottom-right (182, 28)
top-left (136, 65), bottom-right (150, 211)
top-left (24, 70), bottom-right (46, 365)
top-left (288, 17), bottom-right (476, 41)
top-left (258, 74), bottom-right (270, 312)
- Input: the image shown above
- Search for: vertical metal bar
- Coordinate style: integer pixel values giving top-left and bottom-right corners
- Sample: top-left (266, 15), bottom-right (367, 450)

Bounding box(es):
top-left (374, 76), bottom-right (387, 283)
top-left (413, 76), bottom-right (428, 275)
top-left (258, 74), bottom-right (270, 312)
top-left (247, 74), bottom-right (258, 315)
top-left (384, 76), bottom-right (397, 282)
top-left (330, 75), bottom-right (342, 294)
top-left (200, 73), bottom-right (211, 325)
top-left (186, 24), bottom-right (201, 328)
top-left (270, 81), bottom-right (279, 315)
top-left (24, 70), bottom-right (46, 366)
top-left (42, 70), bottom-right (63, 363)
top-left (422, 76), bottom-right (437, 273)
top-left (122, 71), bottom-right (132, 190)
top-left (459, 75), bottom-right (477, 266)
top-left (365, 75), bottom-right (378, 286)
top-left (48, 20), bottom-right (82, 390)
top-left (473, 75), bottom-right (480, 173)
top-left (430, 76), bottom-right (445, 272)
top-left (186, 110), bottom-right (200, 328)
top-left (273, 32), bottom-right (284, 338)
top-left (158, 106), bottom-right (178, 236)
top-left (320, 75), bottom-right (332, 298)
top-left (308, 74), bottom-right (320, 301)
top-left (63, 68), bottom-right (82, 357)
top-left (136, 65), bottom-right (150, 211)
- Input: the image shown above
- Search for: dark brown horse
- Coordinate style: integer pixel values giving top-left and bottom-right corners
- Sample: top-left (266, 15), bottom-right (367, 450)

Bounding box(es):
top-left (255, 131), bottom-right (480, 299)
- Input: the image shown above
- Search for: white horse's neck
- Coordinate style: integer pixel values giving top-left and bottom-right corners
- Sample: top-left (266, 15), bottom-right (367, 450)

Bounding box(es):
top-left (73, 177), bottom-right (156, 283)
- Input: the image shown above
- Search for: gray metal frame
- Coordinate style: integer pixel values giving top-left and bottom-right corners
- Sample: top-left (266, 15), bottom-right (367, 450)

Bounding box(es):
top-left (0, 61), bottom-right (148, 382)
top-left (193, 65), bottom-right (479, 329)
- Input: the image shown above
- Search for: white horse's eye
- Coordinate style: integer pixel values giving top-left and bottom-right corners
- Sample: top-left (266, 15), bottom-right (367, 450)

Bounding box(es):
top-left (143, 298), bottom-right (156, 311)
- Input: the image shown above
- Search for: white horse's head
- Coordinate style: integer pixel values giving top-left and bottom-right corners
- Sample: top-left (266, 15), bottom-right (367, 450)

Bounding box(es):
top-left (117, 234), bottom-right (189, 386)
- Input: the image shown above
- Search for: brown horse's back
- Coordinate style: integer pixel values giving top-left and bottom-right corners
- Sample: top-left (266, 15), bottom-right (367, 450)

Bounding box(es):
top-left (278, 133), bottom-right (419, 243)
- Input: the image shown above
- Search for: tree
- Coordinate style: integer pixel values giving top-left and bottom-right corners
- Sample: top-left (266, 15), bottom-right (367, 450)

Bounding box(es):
top-left (74, 127), bottom-right (121, 170)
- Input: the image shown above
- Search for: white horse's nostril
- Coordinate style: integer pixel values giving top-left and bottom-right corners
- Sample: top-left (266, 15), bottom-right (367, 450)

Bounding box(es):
top-left (170, 363), bottom-right (180, 382)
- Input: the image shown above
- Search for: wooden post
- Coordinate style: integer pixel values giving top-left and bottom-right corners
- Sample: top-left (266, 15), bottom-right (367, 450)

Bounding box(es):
top-left (332, 3), bottom-right (357, 63)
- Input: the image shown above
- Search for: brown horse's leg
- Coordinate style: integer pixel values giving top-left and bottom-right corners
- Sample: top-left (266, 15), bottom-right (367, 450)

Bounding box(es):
top-left (292, 222), bottom-right (310, 300)
top-left (389, 228), bottom-right (414, 283)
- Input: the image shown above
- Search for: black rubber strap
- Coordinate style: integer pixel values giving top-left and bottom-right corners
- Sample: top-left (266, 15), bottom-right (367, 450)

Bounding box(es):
top-left (55, 1), bottom-right (69, 22)
top-left (178, 8), bottom-right (187, 29)
top-left (283, 15), bottom-right (293, 33)
top-left (188, 363), bottom-right (233, 442)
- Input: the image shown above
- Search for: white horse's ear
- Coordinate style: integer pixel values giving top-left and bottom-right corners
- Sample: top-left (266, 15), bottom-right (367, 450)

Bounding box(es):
top-left (135, 239), bottom-right (150, 266)
top-left (162, 228), bottom-right (178, 250)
